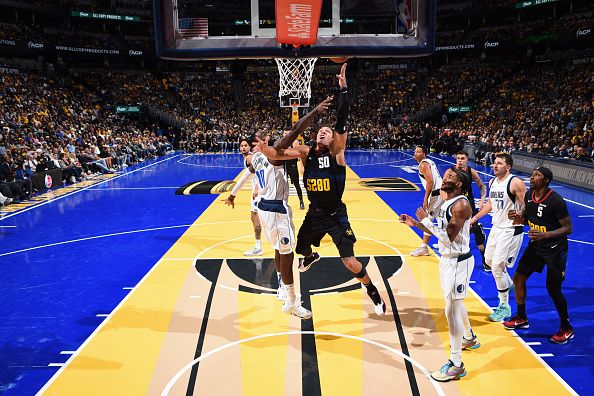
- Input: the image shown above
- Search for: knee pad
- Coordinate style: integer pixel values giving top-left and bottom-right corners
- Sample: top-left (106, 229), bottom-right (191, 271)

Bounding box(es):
top-left (354, 267), bottom-right (367, 279)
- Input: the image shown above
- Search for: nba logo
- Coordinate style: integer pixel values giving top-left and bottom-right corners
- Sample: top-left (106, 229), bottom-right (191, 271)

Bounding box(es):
top-left (44, 174), bottom-right (53, 188)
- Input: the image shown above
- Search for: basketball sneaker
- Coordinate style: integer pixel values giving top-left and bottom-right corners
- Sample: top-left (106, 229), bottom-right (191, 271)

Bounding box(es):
top-left (365, 284), bottom-right (386, 315)
top-left (411, 245), bottom-right (430, 256)
top-left (374, 299), bottom-right (387, 315)
top-left (298, 252), bottom-right (320, 272)
top-left (462, 330), bottom-right (481, 350)
top-left (550, 328), bottom-right (574, 344)
top-left (282, 300), bottom-right (312, 320)
top-left (430, 360), bottom-right (467, 382)
top-left (488, 303), bottom-right (511, 322)
top-left (276, 274), bottom-right (287, 300)
top-left (244, 247), bottom-right (262, 256)
top-left (503, 315), bottom-right (529, 330)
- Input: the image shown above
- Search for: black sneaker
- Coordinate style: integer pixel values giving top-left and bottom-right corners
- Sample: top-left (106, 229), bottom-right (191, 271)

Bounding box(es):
top-left (298, 252), bottom-right (320, 272)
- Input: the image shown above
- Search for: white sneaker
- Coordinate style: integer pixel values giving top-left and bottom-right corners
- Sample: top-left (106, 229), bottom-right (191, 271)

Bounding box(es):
top-left (244, 247), bottom-right (262, 256)
top-left (374, 299), bottom-right (387, 316)
top-left (282, 300), bottom-right (312, 320)
top-left (411, 245), bottom-right (430, 256)
top-left (276, 286), bottom-right (287, 301)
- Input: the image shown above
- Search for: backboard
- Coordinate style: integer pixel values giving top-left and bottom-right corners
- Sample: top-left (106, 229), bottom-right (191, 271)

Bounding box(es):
top-left (153, 0), bottom-right (436, 60)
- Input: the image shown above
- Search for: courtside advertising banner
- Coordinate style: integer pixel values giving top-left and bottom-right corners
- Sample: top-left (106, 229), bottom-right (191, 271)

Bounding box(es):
top-left (275, 0), bottom-right (322, 46)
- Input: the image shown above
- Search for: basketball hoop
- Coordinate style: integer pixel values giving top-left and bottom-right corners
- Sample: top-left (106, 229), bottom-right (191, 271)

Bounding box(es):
top-left (275, 57), bottom-right (317, 108)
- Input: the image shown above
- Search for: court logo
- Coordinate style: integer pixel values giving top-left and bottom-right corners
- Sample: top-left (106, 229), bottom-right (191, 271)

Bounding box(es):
top-left (457, 284), bottom-right (465, 293)
top-left (44, 174), bottom-right (53, 188)
top-left (358, 177), bottom-right (419, 192)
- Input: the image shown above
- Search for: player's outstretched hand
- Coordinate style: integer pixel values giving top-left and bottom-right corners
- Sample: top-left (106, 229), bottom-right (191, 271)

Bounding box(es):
top-left (221, 195), bottom-right (235, 209)
top-left (315, 96), bottom-right (333, 114)
top-left (399, 214), bottom-right (416, 227)
top-left (336, 63), bottom-right (347, 88)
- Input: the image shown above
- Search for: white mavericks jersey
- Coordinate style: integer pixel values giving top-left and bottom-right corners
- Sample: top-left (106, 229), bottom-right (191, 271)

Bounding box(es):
top-left (489, 173), bottom-right (519, 228)
top-left (418, 158), bottom-right (443, 191)
top-left (251, 152), bottom-right (289, 201)
top-left (436, 195), bottom-right (471, 257)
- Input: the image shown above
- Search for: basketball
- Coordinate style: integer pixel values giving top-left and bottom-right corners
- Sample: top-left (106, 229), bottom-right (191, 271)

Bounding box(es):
top-left (329, 57), bottom-right (349, 64)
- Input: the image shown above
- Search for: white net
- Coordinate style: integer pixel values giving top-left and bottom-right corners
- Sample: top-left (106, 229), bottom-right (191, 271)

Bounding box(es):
top-left (275, 57), bottom-right (317, 107)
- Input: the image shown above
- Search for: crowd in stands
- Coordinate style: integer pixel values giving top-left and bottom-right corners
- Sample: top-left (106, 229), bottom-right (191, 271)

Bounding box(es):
top-left (1, 55), bottom-right (593, 207)
top-left (0, 72), bottom-right (174, 206)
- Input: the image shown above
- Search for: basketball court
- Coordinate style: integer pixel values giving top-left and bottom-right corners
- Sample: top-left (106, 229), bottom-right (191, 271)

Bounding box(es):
top-left (1, 151), bottom-right (592, 395)
top-left (1, 1), bottom-right (592, 395)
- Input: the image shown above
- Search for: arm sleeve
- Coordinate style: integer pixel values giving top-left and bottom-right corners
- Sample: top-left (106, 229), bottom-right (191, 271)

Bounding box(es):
top-left (421, 217), bottom-right (453, 247)
top-left (334, 87), bottom-right (349, 134)
top-left (230, 170), bottom-right (254, 196)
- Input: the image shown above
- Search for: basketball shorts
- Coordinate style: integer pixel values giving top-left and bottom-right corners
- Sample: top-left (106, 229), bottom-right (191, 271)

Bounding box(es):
top-left (296, 203), bottom-right (356, 258)
top-left (516, 242), bottom-right (568, 282)
top-left (427, 194), bottom-right (443, 219)
top-left (257, 199), bottom-right (296, 255)
top-left (250, 196), bottom-right (259, 213)
top-left (485, 226), bottom-right (524, 267)
top-left (440, 252), bottom-right (474, 299)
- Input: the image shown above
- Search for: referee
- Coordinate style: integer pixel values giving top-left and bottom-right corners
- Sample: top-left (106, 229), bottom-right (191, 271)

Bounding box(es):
top-left (503, 167), bottom-right (574, 344)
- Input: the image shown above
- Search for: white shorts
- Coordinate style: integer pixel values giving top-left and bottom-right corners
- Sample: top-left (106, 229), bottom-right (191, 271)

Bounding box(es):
top-left (427, 194), bottom-right (443, 218)
top-left (485, 226), bottom-right (524, 267)
top-left (250, 196), bottom-right (259, 213)
top-left (257, 199), bottom-right (296, 255)
top-left (440, 253), bottom-right (474, 300)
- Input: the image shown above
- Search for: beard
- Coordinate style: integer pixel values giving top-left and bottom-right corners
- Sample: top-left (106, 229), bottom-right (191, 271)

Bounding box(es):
top-left (441, 182), bottom-right (455, 193)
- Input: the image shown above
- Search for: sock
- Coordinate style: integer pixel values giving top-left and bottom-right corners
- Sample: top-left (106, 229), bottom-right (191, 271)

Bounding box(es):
top-left (284, 283), bottom-right (296, 305)
top-left (561, 318), bottom-right (571, 330)
top-left (498, 288), bottom-right (509, 305)
top-left (420, 243), bottom-right (427, 248)
top-left (364, 282), bottom-right (382, 305)
top-left (255, 239), bottom-right (261, 249)
top-left (464, 328), bottom-right (474, 340)
top-left (518, 303), bottom-right (526, 318)
top-left (447, 299), bottom-right (465, 367)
